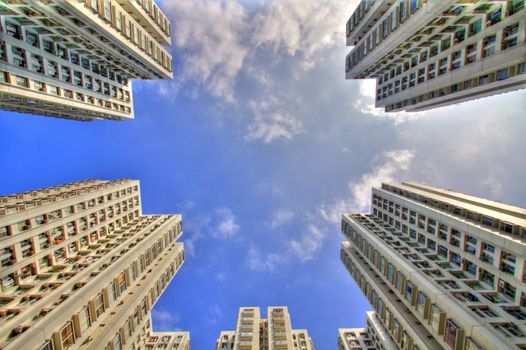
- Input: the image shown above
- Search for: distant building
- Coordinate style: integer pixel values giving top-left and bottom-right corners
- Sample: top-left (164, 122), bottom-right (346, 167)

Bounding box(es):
top-left (215, 306), bottom-right (314, 350)
top-left (0, 0), bottom-right (173, 121)
top-left (345, 0), bottom-right (526, 112)
top-left (338, 311), bottom-right (396, 350)
top-left (142, 330), bottom-right (190, 350)
top-left (340, 182), bottom-right (526, 349)
top-left (0, 179), bottom-right (188, 350)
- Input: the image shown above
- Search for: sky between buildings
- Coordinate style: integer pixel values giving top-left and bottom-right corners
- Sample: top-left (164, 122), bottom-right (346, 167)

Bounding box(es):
top-left (1, 0), bottom-right (526, 349)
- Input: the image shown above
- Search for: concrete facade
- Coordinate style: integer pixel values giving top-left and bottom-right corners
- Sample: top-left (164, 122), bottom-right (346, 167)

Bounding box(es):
top-left (338, 311), bottom-right (397, 350)
top-left (345, 0), bottom-right (526, 112)
top-left (0, 0), bottom-right (173, 121)
top-left (340, 182), bottom-right (526, 349)
top-left (214, 307), bottom-right (314, 350)
top-left (0, 179), bottom-right (188, 350)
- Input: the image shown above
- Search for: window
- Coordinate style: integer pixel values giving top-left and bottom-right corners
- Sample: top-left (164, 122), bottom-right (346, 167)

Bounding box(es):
top-left (508, 0), bottom-right (525, 15)
top-left (61, 66), bottom-right (71, 82)
top-left (109, 281), bottom-right (117, 301)
top-left (503, 307), bottom-right (526, 320)
top-left (40, 340), bottom-right (53, 350)
top-left (115, 11), bottom-right (122, 31)
top-left (125, 18), bottom-right (132, 38)
top-left (410, 0), bottom-right (420, 13)
top-left (488, 7), bottom-right (502, 26)
top-left (502, 23), bottom-right (519, 50)
top-left (497, 67), bottom-right (510, 82)
top-left (500, 221), bottom-right (513, 234)
top-left (79, 306), bottom-right (91, 333)
top-left (500, 251), bottom-right (516, 275)
top-left (405, 281), bottom-right (414, 302)
top-left (11, 46), bottom-right (26, 68)
top-left (482, 35), bottom-right (496, 58)
top-left (94, 293), bottom-right (105, 317)
top-left (382, 18), bottom-right (389, 39)
top-left (451, 51), bottom-right (461, 70)
top-left (113, 332), bottom-right (122, 350)
top-left (26, 30), bottom-right (39, 47)
top-left (124, 320), bottom-right (132, 338)
top-left (470, 306), bottom-right (497, 318)
top-left (119, 272), bottom-right (127, 293)
top-left (470, 18), bottom-right (482, 36)
top-left (57, 45), bottom-right (68, 60)
top-left (73, 71), bottom-right (82, 86)
top-left (6, 21), bottom-right (22, 39)
top-left (445, 319), bottom-right (460, 349)
top-left (103, 0), bottom-right (112, 22)
top-left (387, 263), bottom-right (394, 283)
top-left (430, 304), bottom-right (444, 334)
top-left (492, 323), bottom-right (524, 337)
top-left (399, 0), bottom-right (407, 21)
top-left (61, 321), bottom-right (75, 349)
top-left (395, 271), bottom-right (403, 292)
top-left (416, 291), bottom-right (426, 315)
top-left (14, 75), bottom-right (28, 87)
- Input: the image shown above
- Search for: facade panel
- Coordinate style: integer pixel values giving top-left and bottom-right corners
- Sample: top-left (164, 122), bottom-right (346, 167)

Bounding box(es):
top-left (345, 0), bottom-right (526, 112)
top-left (0, 0), bottom-right (173, 121)
top-left (340, 182), bottom-right (526, 349)
top-left (215, 306), bottom-right (314, 350)
top-left (0, 179), bottom-right (188, 350)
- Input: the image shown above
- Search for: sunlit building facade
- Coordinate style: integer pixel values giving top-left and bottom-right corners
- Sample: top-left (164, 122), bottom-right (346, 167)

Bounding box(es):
top-left (340, 182), bottom-right (526, 350)
top-left (0, 179), bottom-right (187, 350)
top-left (338, 311), bottom-right (396, 350)
top-left (142, 329), bottom-right (190, 350)
top-left (214, 306), bottom-right (314, 350)
top-left (0, 0), bottom-right (173, 121)
top-left (345, 0), bottom-right (526, 112)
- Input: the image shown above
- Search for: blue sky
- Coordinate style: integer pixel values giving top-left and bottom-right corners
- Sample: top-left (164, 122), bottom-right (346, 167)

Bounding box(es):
top-left (1, 0), bottom-right (526, 349)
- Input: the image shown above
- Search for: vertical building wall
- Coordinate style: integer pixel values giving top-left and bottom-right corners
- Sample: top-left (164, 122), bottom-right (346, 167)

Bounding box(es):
top-left (345, 0), bottom-right (526, 112)
top-left (0, 179), bottom-right (188, 350)
top-left (340, 182), bottom-right (526, 350)
top-left (214, 307), bottom-right (314, 350)
top-left (0, 0), bottom-right (173, 120)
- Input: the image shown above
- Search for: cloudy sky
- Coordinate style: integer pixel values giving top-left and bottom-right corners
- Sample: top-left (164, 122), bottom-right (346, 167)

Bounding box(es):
top-left (1, 0), bottom-right (526, 349)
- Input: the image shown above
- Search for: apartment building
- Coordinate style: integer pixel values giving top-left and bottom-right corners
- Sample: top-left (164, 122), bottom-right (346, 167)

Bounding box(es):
top-left (340, 182), bottom-right (526, 350)
top-left (214, 306), bottom-right (314, 350)
top-left (0, 0), bottom-right (173, 121)
top-left (141, 328), bottom-right (190, 350)
top-left (0, 179), bottom-right (188, 350)
top-left (345, 0), bottom-right (526, 112)
top-left (338, 311), bottom-right (396, 350)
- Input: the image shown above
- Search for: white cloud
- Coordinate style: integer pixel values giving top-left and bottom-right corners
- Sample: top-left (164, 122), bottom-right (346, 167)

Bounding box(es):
top-left (245, 113), bottom-right (303, 143)
top-left (152, 308), bottom-right (182, 331)
top-left (268, 209), bottom-right (295, 229)
top-left (160, 0), bottom-right (357, 144)
top-left (289, 224), bottom-right (326, 262)
top-left (213, 207), bottom-right (240, 239)
top-left (162, 0), bottom-right (248, 102)
top-left (246, 245), bottom-right (287, 272)
top-left (354, 80), bottom-right (426, 124)
top-left (252, 0), bottom-right (355, 68)
top-left (320, 149), bottom-right (415, 223)
top-left (482, 177), bottom-right (504, 197)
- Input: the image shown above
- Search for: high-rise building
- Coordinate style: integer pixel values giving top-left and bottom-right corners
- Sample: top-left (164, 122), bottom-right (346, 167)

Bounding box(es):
top-left (340, 182), bottom-right (526, 350)
top-left (0, 0), bottom-right (173, 121)
top-left (0, 179), bottom-right (188, 350)
top-left (142, 329), bottom-right (190, 350)
top-left (338, 311), bottom-right (396, 350)
top-left (214, 306), bottom-right (314, 350)
top-left (345, 0), bottom-right (526, 112)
